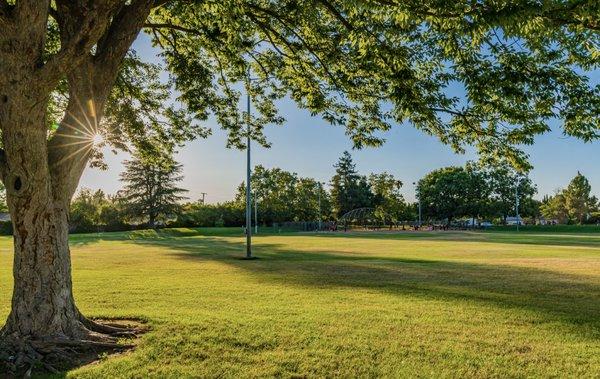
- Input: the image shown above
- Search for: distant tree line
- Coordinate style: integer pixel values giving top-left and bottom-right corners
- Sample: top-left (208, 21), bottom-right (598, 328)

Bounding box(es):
top-left (175, 152), bottom-right (414, 228)
top-left (416, 161), bottom-right (539, 225)
top-left (416, 165), bottom-right (600, 225)
top-left (10, 151), bottom-right (593, 234)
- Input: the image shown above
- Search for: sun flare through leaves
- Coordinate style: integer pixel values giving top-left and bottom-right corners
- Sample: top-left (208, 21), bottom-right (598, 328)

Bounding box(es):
top-left (51, 98), bottom-right (105, 166)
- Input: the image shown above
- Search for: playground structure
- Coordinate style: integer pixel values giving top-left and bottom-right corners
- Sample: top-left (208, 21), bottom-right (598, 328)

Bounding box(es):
top-left (338, 207), bottom-right (398, 230)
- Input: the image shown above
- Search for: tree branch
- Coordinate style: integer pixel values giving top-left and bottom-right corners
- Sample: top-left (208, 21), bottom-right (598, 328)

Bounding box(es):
top-left (152, 0), bottom-right (173, 8)
top-left (315, 0), bottom-right (354, 31)
top-left (144, 22), bottom-right (202, 35)
top-left (370, 0), bottom-right (599, 32)
top-left (35, 2), bottom-right (116, 92)
top-left (247, 4), bottom-right (343, 90)
top-left (95, 0), bottom-right (154, 70)
top-left (47, 1), bottom-right (155, 199)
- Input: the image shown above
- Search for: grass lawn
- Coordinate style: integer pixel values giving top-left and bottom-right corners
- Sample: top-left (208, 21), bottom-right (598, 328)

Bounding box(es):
top-left (1, 228), bottom-right (599, 378)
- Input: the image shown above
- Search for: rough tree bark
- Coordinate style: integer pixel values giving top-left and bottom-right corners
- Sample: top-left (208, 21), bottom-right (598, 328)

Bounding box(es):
top-left (0, 0), bottom-right (155, 371)
top-left (1, 97), bottom-right (82, 340)
top-left (1, 68), bottom-right (109, 342)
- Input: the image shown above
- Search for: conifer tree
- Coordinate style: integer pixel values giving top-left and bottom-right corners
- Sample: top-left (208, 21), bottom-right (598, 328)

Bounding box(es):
top-left (120, 152), bottom-right (187, 228)
top-left (330, 151), bottom-right (373, 218)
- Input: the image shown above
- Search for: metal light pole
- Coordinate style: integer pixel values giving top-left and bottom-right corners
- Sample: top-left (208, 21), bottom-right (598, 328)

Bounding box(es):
top-left (245, 86), bottom-right (252, 258)
top-left (413, 182), bottom-right (422, 227)
top-left (254, 194), bottom-right (258, 235)
top-left (515, 177), bottom-right (520, 232)
top-left (317, 182), bottom-right (322, 231)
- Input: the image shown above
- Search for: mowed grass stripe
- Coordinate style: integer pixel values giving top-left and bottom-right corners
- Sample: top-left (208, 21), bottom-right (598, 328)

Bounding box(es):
top-left (0, 229), bottom-right (598, 377)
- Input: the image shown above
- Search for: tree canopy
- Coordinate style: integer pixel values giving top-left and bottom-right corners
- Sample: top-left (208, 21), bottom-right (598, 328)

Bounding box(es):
top-left (142, 0), bottom-right (599, 170)
top-left (2, 0), bottom-right (596, 167)
top-left (417, 166), bottom-right (475, 223)
top-left (541, 172), bottom-right (599, 224)
top-left (0, 0), bottom-right (598, 372)
top-left (480, 160), bottom-right (537, 221)
top-left (416, 162), bottom-right (538, 224)
top-left (234, 164), bottom-right (330, 223)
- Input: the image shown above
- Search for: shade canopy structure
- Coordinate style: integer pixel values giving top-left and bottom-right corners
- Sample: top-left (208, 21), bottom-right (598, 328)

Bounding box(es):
top-left (338, 207), bottom-right (397, 230)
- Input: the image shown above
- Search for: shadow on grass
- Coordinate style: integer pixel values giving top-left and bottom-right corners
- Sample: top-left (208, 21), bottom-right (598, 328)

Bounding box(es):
top-left (130, 235), bottom-right (600, 341)
top-left (31, 230), bottom-right (596, 376)
top-left (68, 227), bottom-right (600, 249)
top-left (304, 230), bottom-right (600, 248)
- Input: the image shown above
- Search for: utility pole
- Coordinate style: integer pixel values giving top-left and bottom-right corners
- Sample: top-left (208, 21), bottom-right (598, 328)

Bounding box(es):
top-left (200, 192), bottom-right (207, 204)
top-left (245, 80), bottom-right (252, 258)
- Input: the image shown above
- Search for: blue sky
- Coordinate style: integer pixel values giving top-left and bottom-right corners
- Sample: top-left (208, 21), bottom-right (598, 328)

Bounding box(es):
top-left (79, 33), bottom-right (600, 203)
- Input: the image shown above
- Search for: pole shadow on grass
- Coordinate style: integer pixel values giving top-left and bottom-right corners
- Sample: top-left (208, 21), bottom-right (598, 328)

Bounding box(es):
top-left (125, 234), bottom-right (600, 342)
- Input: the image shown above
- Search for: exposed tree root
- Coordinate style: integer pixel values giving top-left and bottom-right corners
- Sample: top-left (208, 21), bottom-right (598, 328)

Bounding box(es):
top-left (79, 314), bottom-right (147, 338)
top-left (0, 318), bottom-right (147, 377)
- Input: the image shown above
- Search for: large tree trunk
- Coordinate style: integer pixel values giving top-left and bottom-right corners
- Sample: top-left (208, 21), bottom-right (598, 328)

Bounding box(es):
top-left (0, 72), bottom-right (139, 376)
top-left (0, 2), bottom-right (153, 373)
top-left (0, 61), bottom-right (125, 375)
top-left (3, 201), bottom-right (83, 339)
top-left (0, 104), bottom-right (87, 340)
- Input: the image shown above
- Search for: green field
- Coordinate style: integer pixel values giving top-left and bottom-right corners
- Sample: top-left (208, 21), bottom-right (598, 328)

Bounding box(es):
top-left (1, 228), bottom-right (599, 378)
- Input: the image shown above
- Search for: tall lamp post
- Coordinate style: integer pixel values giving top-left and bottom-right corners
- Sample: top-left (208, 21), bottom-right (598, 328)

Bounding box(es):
top-left (515, 176), bottom-right (521, 232)
top-left (413, 182), bottom-right (422, 227)
top-left (317, 182), bottom-right (323, 231)
top-left (254, 194), bottom-right (258, 235)
top-left (245, 80), bottom-right (253, 258)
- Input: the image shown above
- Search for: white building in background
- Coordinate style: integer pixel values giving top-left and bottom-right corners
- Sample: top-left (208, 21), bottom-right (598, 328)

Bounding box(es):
top-left (505, 216), bottom-right (523, 226)
top-left (457, 218), bottom-right (493, 228)
top-left (537, 217), bottom-right (559, 225)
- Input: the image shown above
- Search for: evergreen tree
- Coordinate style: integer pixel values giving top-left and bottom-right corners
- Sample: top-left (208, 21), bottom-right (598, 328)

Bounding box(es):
top-left (120, 152), bottom-right (187, 228)
top-left (330, 152), bottom-right (372, 218)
